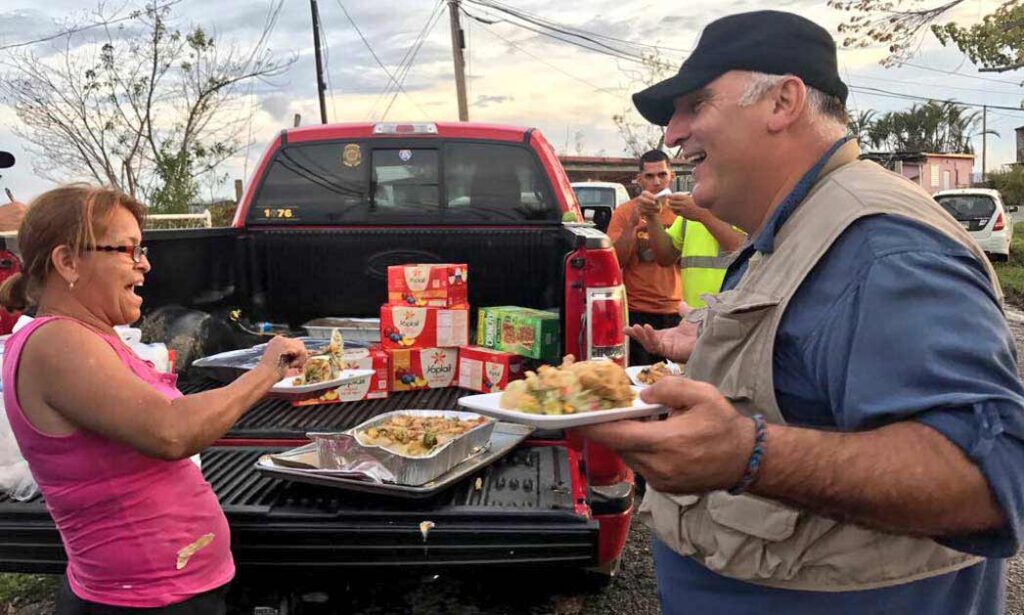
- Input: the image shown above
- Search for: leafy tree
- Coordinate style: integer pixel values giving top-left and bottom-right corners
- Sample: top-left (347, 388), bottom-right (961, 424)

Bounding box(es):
top-left (986, 166), bottom-right (1024, 207)
top-left (830, 0), bottom-right (1024, 71)
top-left (0, 1), bottom-right (293, 212)
top-left (862, 101), bottom-right (995, 153)
top-left (613, 51), bottom-right (674, 157)
top-left (847, 109), bottom-right (877, 146)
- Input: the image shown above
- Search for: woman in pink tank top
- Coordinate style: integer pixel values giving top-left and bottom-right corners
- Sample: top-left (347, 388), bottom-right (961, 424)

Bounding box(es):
top-left (0, 186), bottom-right (307, 613)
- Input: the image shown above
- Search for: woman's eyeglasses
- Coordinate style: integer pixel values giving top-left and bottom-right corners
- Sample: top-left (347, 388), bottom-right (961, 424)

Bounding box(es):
top-left (86, 245), bottom-right (149, 263)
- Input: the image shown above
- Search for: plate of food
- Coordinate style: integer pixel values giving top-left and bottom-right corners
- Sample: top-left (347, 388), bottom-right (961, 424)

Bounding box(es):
top-left (626, 361), bottom-right (683, 387)
top-left (270, 328), bottom-right (376, 394)
top-left (457, 356), bottom-right (668, 429)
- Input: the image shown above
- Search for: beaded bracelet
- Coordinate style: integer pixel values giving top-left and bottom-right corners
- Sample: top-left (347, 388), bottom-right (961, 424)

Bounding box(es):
top-left (728, 414), bottom-right (767, 496)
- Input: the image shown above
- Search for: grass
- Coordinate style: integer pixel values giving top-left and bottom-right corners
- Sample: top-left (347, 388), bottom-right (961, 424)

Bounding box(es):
top-left (0, 573), bottom-right (58, 610)
top-left (992, 234), bottom-right (1024, 308)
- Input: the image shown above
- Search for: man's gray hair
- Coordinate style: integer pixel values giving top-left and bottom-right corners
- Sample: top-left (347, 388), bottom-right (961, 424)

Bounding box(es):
top-left (738, 72), bottom-right (847, 138)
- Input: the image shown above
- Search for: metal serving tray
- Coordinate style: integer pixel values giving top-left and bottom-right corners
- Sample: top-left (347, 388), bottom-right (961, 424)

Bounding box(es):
top-left (308, 410), bottom-right (496, 486)
top-left (303, 317), bottom-right (381, 344)
top-left (191, 337), bottom-right (369, 382)
top-left (254, 422), bottom-right (533, 498)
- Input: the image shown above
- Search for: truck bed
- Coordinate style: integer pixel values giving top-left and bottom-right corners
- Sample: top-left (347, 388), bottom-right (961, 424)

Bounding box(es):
top-left (0, 444), bottom-right (596, 574)
top-left (0, 382), bottom-right (603, 574)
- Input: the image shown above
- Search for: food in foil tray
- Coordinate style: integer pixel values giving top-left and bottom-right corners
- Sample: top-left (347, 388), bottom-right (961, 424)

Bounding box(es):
top-left (356, 414), bottom-right (489, 457)
top-left (499, 355), bottom-right (634, 415)
top-left (637, 362), bottom-right (676, 385)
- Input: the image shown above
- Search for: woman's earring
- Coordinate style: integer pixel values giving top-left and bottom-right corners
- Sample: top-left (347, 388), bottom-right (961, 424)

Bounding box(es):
top-left (69, 279), bottom-right (75, 290)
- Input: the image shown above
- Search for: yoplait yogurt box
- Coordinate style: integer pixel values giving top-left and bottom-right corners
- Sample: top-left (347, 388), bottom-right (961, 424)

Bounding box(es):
top-left (387, 347), bottom-right (459, 392)
top-left (291, 346), bottom-right (389, 407)
top-left (457, 346), bottom-right (524, 393)
top-left (387, 263), bottom-right (468, 308)
top-left (380, 305), bottom-right (470, 350)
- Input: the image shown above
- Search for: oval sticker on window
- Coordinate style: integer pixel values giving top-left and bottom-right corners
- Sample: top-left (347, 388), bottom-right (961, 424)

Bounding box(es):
top-left (342, 143), bottom-right (362, 168)
top-left (399, 149), bottom-right (413, 162)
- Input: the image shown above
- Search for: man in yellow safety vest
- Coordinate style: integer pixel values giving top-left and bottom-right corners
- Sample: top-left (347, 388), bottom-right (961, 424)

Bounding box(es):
top-left (641, 189), bottom-right (744, 308)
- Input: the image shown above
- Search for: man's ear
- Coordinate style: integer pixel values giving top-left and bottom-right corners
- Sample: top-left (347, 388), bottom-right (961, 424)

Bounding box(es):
top-left (50, 245), bottom-right (79, 286)
top-left (766, 77), bottom-right (807, 134)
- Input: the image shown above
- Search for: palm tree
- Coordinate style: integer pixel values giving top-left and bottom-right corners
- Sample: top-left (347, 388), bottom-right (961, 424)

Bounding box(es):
top-left (861, 101), bottom-right (997, 154)
top-left (847, 110), bottom-right (877, 147)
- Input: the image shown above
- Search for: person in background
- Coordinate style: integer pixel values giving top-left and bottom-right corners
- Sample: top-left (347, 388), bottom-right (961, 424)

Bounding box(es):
top-left (0, 184), bottom-right (307, 613)
top-left (606, 150), bottom-right (683, 366)
top-left (643, 189), bottom-right (744, 309)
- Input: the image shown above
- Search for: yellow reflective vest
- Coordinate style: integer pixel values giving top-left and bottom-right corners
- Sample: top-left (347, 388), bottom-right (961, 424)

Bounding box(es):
top-left (666, 218), bottom-right (733, 308)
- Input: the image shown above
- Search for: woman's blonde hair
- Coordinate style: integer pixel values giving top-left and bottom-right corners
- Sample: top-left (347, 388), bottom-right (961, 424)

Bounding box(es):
top-left (0, 185), bottom-right (146, 312)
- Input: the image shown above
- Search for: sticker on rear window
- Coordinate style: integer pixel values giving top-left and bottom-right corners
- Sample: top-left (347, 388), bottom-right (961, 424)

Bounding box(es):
top-left (342, 143), bottom-right (362, 168)
top-left (399, 149), bottom-right (412, 162)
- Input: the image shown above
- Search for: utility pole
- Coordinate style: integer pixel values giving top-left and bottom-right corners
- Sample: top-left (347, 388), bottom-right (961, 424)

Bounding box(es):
top-left (982, 104), bottom-right (988, 183)
top-left (447, 0), bottom-right (469, 121)
top-left (310, 0), bottom-right (328, 124)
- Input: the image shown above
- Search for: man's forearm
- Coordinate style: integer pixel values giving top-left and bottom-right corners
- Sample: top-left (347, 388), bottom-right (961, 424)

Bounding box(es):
top-left (699, 214), bottom-right (745, 253)
top-left (613, 229), bottom-right (637, 265)
top-left (646, 218), bottom-right (680, 266)
top-left (751, 421), bottom-right (1005, 537)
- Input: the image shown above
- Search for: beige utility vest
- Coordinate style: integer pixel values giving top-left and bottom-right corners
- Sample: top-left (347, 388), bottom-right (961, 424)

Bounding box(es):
top-left (639, 140), bottom-right (1003, 591)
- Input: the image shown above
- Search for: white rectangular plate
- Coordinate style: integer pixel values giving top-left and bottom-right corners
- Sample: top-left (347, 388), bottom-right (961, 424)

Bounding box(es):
top-left (457, 385), bottom-right (667, 429)
top-left (270, 368), bottom-right (376, 395)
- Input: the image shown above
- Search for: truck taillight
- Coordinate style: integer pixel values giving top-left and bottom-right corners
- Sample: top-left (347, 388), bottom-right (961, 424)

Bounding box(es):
top-left (586, 286), bottom-right (627, 365)
top-left (994, 213), bottom-right (1006, 231)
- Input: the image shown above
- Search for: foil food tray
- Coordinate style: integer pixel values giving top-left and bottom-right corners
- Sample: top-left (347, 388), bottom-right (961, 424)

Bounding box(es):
top-left (308, 410), bottom-right (496, 486)
top-left (254, 422), bottom-right (533, 498)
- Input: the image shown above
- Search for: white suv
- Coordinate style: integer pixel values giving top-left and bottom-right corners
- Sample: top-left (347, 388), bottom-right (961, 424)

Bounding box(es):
top-left (571, 181), bottom-right (631, 233)
top-left (933, 188), bottom-right (1015, 262)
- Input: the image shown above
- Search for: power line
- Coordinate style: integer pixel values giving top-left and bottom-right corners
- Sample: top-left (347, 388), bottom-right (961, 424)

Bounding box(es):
top-left (381, 3), bottom-right (446, 120)
top-left (0, 0), bottom-right (185, 52)
top-left (901, 61), bottom-right (1023, 87)
top-left (371, 0), bottom-right (443, 119)
top-left (468, 0), bottom-right (691, 55)
top-left (469, 12), bottom-right (626, 101)
top-left (317, 1), bottom-right (338, 122)
top-left (848, 84), bottom-right (1024, 112)
top-left (335, 0), bottom-right (429, 119)
top-left (851, 72), bottom-right (1024, 97)
top-left (462, 1), bottom-right (646, 64)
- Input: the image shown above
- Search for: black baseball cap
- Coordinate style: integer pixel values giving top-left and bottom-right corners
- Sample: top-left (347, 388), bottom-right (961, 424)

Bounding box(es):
top-left (0, 151), bottom-right (13, 169)
top-left (633, 11), bottom-right (848, 126)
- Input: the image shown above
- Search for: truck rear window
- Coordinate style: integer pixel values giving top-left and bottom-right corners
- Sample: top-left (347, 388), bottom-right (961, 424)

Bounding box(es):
top-left (249, 140), bottom-right (559, 225)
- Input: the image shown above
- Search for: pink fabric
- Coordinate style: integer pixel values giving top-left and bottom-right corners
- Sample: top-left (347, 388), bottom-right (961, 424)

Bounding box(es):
top-left (2, 316), bottom-right (234, 607)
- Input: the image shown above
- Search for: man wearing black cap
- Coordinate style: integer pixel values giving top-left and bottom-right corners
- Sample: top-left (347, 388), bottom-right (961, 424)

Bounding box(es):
top-left (577, 10), bottom-right (1023, 615)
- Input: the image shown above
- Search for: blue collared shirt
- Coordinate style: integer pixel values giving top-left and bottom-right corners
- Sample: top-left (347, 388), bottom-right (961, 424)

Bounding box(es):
top-left (656, 139), bottom-right (1024, 614)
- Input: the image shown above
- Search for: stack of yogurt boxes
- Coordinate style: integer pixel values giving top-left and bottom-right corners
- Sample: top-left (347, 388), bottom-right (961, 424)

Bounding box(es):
top-left (381, 264), bottom-right (524, 394)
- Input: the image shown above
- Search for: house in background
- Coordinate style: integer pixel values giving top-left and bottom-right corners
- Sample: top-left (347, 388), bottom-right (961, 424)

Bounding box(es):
top-left (860, 151), bottom-right (974, 194)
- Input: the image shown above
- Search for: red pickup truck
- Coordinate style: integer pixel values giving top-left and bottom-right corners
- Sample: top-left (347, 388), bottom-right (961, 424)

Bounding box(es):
top-left (0, 122), bottom-right (636, 604)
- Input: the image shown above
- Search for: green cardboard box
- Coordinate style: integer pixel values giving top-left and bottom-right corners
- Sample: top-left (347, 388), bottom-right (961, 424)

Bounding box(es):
top-left (477, 306), bottom-right (560, 361)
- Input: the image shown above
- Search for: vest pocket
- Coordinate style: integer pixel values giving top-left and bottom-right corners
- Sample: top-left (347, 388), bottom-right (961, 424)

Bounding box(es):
top-left (705, 492), bottom-right (799, 542)
top-left (704, 290), bottom-right (781, 338)
top-left (639, 491), bottom-right (701, 556)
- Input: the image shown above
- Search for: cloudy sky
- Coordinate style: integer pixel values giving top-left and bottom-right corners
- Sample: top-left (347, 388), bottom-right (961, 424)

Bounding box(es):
top-left (0, 0), bottom-right (1018, 202)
